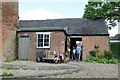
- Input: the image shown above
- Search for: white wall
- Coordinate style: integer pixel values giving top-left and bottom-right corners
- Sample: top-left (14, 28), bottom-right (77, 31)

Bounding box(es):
top-left (108, 20), bottom-right (119, 37)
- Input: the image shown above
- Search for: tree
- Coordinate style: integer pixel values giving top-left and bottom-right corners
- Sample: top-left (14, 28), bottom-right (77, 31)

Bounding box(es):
top-left (83, 0), bottom-right (120, 29)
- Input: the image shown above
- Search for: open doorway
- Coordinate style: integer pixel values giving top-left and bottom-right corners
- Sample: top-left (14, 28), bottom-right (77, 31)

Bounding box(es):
top-left (70, 37), bottom-right (82, 61)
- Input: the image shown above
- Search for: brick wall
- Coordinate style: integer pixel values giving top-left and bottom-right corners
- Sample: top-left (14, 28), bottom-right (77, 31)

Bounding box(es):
top-left (18, 32), bottom-right (109, 61)
top-left (50, 32), bottom-right (65, 54)
top-left (2, 2), bottom-right (18, 61)
top-left (0, 2), bottom-right (2, 60)
top-left (18, 31), bottom-right (66, 61)
top-left (82, 36), bottom-right (109, 60)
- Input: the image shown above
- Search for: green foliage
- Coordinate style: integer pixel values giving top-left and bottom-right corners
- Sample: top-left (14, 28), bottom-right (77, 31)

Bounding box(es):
top-left (85, 50), bottom-right (118, 64)
top-left (108, 59), bottom-right (118, 64)
top-left (89, 45), bottom-right (99, 57)
top-left (4, 60), bottom-right (11, 63)
top-left (83, 0), bottom-right (120, 29)
top-left (4, 66), bottom-right (15, 70)
top-left (83, 1), bottom-right (103, 20)
top-left (104, 50), bottom-right (113, 60)
top-left (85, 57), bottom-right (96, 62)
top-left (110, 43), bottom-right (120, 59)
top-left (96, 57), bottom-right (108, 64)
top-left (85, 57), bottom-right (118, 64)
top-left (0, 73), bottom-right (14, 77)
top-left (89, 50), bottom-right (96, 57)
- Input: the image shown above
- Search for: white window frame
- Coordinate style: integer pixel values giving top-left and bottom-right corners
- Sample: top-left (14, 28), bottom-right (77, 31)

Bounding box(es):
top-left (36, 32), bottom-right (50, 48)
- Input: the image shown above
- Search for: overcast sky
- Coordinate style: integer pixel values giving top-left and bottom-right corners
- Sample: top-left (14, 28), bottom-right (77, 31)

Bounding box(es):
top-left (19, 0), bottom-right (119, 37)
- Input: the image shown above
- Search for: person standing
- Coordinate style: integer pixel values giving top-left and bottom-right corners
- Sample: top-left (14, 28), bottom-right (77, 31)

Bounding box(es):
top-left (76, 45), bottom-right (82, 61)
top-left (72, 47), bottom-right (76, 60)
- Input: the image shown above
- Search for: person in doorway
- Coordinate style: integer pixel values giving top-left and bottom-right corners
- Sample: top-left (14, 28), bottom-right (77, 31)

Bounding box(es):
top-left (70, 50), bottom-right (73, 61)
top-left (59, 53), bottom-right (64, 63)
top-left (72, 47), bottom-right (76, 60)
top-left (76, 44), bottom-right (82, 61)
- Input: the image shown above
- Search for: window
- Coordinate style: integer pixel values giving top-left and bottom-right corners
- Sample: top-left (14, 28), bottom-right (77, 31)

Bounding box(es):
top-left (37, 32), bottom-right (50, 48)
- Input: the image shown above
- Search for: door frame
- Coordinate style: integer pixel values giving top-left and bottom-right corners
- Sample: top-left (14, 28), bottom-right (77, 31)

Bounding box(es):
top-left (69, 36), bottom-right (83, 61)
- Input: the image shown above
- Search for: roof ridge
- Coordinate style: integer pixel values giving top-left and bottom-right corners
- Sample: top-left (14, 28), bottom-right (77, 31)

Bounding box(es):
top-left (19, 18), bottom-right (89, 21)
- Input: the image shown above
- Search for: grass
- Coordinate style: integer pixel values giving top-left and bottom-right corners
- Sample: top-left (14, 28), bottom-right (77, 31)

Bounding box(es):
top-left (0, 73), bottom-right (14, 77)
top-left (65, 69), bottom-right (71, 73)
top-left (48, 66), bottom-right (56, 70)
top-left (4, 66), bottom-right (15, 70)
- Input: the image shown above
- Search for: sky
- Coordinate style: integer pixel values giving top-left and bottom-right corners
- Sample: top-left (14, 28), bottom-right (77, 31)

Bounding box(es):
top-left (19, 0), bottom-right (119, 37)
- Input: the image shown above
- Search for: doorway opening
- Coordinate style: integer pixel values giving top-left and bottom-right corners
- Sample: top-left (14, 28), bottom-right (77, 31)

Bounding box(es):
top-left (70, 37), bottom-right (82, 61)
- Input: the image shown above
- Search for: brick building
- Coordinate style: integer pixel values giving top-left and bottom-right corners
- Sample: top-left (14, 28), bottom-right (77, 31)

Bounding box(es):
top-left (18, 19), bottom-right (109, 61)
top-left (0, 2), bottom-right (2, 60)
top-left (1, 1), bottom-right (19, 61)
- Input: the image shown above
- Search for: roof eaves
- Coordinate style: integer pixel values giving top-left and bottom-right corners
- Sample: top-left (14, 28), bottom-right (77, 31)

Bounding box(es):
top-left (67, 34), bottom-right (109, 36)
top-left (17, 27), bottom-right (66, 32)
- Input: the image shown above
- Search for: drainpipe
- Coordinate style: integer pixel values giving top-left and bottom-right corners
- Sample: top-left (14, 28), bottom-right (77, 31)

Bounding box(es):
top-left (64, 27), bottom-right (68, 52)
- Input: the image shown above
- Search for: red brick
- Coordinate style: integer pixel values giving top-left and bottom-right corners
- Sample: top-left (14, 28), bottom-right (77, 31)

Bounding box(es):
top-left (1, 2), bottom-right (19, 61)
top-left (18, 31), bottom-right (66, 61)
top-left (82, 36), bottom-right (109, 60)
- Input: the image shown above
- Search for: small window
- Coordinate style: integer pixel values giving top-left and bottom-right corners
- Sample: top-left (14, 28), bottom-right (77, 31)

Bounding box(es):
top-left (37, 32), bottom-right (50, 48)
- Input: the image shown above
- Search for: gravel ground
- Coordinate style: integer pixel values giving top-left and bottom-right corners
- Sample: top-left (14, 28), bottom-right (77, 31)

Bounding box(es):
top-left (51, 62), bottom-right (119, 78)
top-left (1, 61), bottom-right (119, 78)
